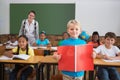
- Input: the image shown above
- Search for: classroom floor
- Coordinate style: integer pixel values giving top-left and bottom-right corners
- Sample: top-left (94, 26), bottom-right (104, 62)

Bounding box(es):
top-left (4, 66), bottom-right (120, 80)
top-left (4, 71), bottom-right (93, 80)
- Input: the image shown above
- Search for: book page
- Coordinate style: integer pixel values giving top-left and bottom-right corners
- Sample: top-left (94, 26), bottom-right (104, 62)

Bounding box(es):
top-left (103, 59), bottom-right (120, 62)
top-left (0, 55), bottom-right (12, 60)
top-left (76, 45), bottom-right (94, 71)
top-left (13, 54), bottom-right (30, 60)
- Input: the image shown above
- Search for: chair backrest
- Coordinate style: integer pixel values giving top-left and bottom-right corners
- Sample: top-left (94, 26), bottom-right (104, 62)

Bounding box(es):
top-left (0, 46), bottom-right (5, 55)
top-left (34, 49), bottom-right (44, 56)
top-left (50, 74), bottom-right (63, 80)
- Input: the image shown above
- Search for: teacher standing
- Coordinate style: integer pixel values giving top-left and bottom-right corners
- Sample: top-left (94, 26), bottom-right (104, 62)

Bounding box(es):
top-left (19, 10), bottom-right (39, 46)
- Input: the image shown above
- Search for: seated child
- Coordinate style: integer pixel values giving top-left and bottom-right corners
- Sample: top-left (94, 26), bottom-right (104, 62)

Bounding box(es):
top-left (58, 32), bottom-right (70, 46)
top-left (94, 32), bottom-right (120, 80)
top-left (4, 34), bottom-right (18, 46)
top-left (33, 31), bottom-right (50, 47)
top-left (4, 35), bottom-right (34, 80)
top-left (88, 31), bottom-right (100, 48)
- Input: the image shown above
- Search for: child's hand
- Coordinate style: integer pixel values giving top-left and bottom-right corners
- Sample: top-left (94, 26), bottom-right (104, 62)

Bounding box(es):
top-left (32, 43), bottom-right (37, 46)
top-left (92, 51), bottom-right (96, 58)
top-left (103, 55), bottom-right (112, 60)
top-left (53, 52), bottom-right (61, 61)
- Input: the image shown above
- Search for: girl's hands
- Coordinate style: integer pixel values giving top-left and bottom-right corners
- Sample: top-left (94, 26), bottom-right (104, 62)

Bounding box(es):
top-left (53, 52), bottom-right (61, 61)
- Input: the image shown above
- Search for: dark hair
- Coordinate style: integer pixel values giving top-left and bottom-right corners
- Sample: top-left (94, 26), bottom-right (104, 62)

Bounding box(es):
top-left (10, 34), bottom-right (16, 39)
top-left (92, 31), bottom-right (99, 37)
top-left (40, 31), bottom-right (46, 35)
top-left (92, 31), bottom-right (100, 45)
top-left (62, 32), bottom-right (70, 38)
top-left (16, 35), bottom-right (29, 55)
top-left (105, 32), bottom-right (116, 39)
top-left (28, 10), bottom-right (36, 16)
top-left (62, 32), bottom-right (69, 35)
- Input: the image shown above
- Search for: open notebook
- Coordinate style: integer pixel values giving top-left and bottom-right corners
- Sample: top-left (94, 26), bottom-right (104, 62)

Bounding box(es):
top-left (0, 54), bottom-right (30, 60)
top-left (57, 44), bottom-right (94, 72)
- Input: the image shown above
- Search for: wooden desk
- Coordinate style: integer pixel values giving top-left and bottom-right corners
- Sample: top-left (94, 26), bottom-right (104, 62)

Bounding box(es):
top-left (40, 56), bottom-right (120, 80)
top-left (0, 56), bottom-right (44, 80)
top-left (89, 59), bottom-right (120, 80)
top-left (94, 59), bottom-right (120, 67)
top-left (40, 55), bottom-right (58, 64)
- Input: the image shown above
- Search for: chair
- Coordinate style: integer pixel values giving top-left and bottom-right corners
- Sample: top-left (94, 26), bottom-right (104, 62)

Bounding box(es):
top-left (0, 45), bottom-right (5, 55)
top-left (27, 49), bottom-right (44, 80)
top-left (51, 74), bottom-right (63, 80)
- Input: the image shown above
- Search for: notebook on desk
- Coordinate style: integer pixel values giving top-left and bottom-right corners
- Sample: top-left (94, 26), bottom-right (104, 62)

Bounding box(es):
top-left (0, 54), bottom-right (30, 60)
top-left (13, 54), bottom-right (30, 60)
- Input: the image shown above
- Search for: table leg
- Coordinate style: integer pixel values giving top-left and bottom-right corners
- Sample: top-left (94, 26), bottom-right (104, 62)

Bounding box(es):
top-left (89, 71), bottom-right (94, 80)
top-left (0, 64), bottom-right (4, 80)
top-left (47, 64), bottom-right (50, 80)
top-left (83, 71), bottom-right (86, 80)
top-left (39, 64), bottom-right (44, 80)
top-left (34, 64), bottom-right (39, 80)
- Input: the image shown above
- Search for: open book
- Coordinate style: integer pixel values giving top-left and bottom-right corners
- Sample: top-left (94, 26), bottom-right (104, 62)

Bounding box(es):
top-left (0, 54), bottom-right (30, 60)
top-left (103, 59), bottom-right (120, 62)
top-left (57, 44), bottom-right (94, 72)
top-left (12, 54), bottom-right (30, 60)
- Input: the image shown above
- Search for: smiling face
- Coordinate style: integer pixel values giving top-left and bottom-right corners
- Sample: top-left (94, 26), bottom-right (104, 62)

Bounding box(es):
top-left (67, 20), bottom-right (81, 38)
top-left (39, 33), bottom-right (46, 41)
top-left (11, 36), bottom-right (16, 43)
top-left (92, 34), bottom-right (99, 42)
top-left (104, 37), bottom-right (115, 48)
top-left (28, 12), bottom-right (35, 23)
top-left (104, 32), bottom-right (116, 48)
top-left (18, 37), bottom-right (28, 49)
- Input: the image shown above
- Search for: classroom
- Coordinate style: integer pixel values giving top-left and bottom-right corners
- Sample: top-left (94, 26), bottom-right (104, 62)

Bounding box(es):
top-left (0, 0), bottom-right (120, 80)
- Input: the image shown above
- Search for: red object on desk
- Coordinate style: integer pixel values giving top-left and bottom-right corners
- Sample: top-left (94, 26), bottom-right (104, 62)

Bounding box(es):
top-left (57, 44), bottom-right (94, 72)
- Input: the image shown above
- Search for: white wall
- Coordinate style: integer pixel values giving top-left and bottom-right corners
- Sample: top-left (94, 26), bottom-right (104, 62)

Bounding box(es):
top-left (1, 0), bottom-right (120, 36)
top-left (0, 0), bottom-right (10, 34)
top-left (0, 0), bottom-right (75, 34)
top-left (76, 0), bottom-right (120, 36)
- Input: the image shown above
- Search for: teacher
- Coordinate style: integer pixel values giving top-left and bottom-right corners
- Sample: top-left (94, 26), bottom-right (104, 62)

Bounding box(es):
top-left (19, 10), bottom-right (39, 46)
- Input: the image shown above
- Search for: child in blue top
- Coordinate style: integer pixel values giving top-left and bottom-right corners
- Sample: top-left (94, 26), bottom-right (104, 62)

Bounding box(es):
top-left (53, 20), bottom-right (90, 80)
top-left (34, 31), bottom-right (50, 46)
top-left (58, 32), bottom-right (70, 46)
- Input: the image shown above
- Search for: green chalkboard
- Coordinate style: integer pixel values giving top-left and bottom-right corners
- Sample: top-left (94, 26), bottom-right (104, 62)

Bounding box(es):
top-left (10, 4), bottom-right (75, 35)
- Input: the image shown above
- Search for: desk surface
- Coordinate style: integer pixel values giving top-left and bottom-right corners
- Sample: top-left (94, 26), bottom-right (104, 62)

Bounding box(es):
top-left (94, 59), bottom-right (120, 67)
top-left (41, 55), bottom-right (58, 64)
top-left (40, 56), bottom-right (120, 67)
top-left (5, 45), bottom-right (57, 51)
top-left (0, 56), bottom-right (44, 64)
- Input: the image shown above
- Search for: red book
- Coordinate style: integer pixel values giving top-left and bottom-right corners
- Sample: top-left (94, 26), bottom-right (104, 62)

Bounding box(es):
top-left (57, 44), bottom-right (94, 72)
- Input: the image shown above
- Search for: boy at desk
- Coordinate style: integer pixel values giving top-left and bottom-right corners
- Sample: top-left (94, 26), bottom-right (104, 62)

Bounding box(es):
top-left (4, 34), bottom-right (18, 47)
top-left (94, 32), bottom-right (120, 80)
top-left (33, 31), bottom-right (51, 47)
top-left (3, 35), bottom-right (34, 80)
top-left (53, 19), bottom-right (96, 80)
